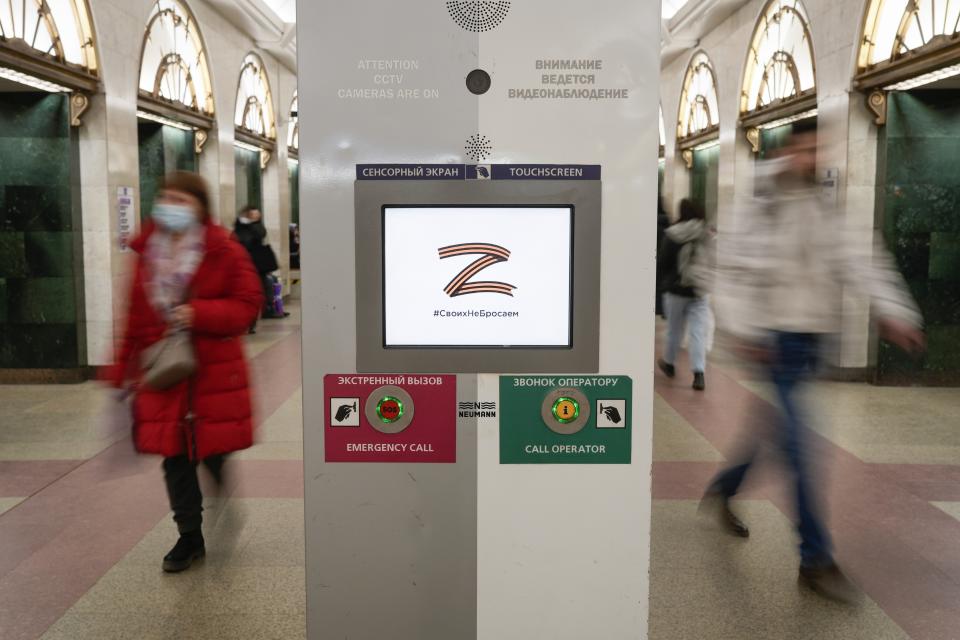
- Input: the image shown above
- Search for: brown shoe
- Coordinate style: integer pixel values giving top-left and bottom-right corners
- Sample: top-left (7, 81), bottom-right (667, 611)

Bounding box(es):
top-left (799, 563), bottom-right (862, 604)
top-left (699, 490), bottom-right (749, 538)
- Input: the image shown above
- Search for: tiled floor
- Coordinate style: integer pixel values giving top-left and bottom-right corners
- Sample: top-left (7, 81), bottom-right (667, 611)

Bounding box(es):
top-left (652, 339), bottom-right (960, 640)
top-left (1, 306), bottom-right (958, 639)
top-left (650, 502), bottom-right (909, 640)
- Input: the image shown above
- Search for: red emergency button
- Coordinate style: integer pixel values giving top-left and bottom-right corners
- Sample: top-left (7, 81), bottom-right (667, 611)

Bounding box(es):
top-left (376, 396), bottom-right (404, 423)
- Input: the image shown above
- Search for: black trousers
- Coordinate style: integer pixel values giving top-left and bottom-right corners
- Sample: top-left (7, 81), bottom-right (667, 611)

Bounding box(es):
top-left (162, 455), bottom-right (226, 534)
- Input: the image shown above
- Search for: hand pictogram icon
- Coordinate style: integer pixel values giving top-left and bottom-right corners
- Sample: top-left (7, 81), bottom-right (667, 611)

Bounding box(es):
top-left (599, 404), bottom-right (622, 424)
top-left (335, 402), bottom-right (357, 423)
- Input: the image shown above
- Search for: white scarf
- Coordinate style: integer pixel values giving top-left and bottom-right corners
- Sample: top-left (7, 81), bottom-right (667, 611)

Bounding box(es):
top-left (144, 225), bottom-right (206, 320)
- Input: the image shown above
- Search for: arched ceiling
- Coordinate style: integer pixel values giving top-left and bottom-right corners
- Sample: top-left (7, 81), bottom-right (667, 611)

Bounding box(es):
top-left (203, 0), bottom-right (296, 71)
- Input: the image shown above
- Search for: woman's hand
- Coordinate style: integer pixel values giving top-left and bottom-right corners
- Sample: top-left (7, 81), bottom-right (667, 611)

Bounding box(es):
top-left (170, 305), bottom-right (195, 331)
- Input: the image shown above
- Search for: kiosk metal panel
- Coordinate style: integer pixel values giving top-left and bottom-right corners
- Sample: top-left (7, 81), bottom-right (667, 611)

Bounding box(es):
top-left (356, 179), bottom-right (601, 373)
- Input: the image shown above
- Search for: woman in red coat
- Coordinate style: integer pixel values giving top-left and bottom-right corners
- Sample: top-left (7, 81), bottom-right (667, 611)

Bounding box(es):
top-left (109, 172), bottom-right (262, 572)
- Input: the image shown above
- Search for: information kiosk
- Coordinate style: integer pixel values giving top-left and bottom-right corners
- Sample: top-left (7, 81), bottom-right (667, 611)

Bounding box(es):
top-left (299, 1), bottom-right (660, 638)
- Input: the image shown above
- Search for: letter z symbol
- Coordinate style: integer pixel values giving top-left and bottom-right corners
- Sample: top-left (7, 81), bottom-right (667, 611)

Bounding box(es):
top-left (438, 243), bottom-right (517, 297)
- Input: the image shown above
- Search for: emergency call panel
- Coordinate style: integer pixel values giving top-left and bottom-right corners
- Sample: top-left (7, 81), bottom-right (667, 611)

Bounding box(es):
top-left (324, 374), bottom-right (456, 463)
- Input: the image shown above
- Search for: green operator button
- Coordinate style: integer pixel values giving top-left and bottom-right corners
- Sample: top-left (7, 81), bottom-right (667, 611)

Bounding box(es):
top-left (376, 396), bottom-right (404, 424)
top-left (551, 397), bottom-right (580, 424)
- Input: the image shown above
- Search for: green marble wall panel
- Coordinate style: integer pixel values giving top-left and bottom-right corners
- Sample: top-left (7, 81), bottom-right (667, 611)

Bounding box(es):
top-left (235, 146), bottom-right (262, 214)
top-left (25, 232), bottom-right (74, 277)
top-left (1, 184), bottom-right (72, 232)
top-left (878, 90), bottom-right (960, 384)
top-left (137, 120), bottom-right (197, 218)
top-left (0, 232), bottom-right (27, 277)
top-left (690, 144), bottom-right (719, 223)
top-left (758, 118), bottom-right (818, 160)
top-left (289, 159), bottom-right (300, 225)
top-left (163, 126), bottom-right (197, 173)
top-left (1, 324), bottom-right (79, 368)
top-left (760, 123), bottom-right (792, 159)
top-left (138, 122), bottom-right (164, 219)
top-left (6, 278), bottom-right (76, 323)
top-left (0, 93), bottom-right (66, 135)
top-left (139, 121), bottom-right (197, 219)
top-left (0, 93), bottom-right (81, 369)
top-left (930, 233), bottom-right (960, 281)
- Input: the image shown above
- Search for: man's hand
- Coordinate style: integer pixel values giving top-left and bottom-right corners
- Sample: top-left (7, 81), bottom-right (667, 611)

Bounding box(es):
top-left (879, 318), bottom-right (926, 356)
top-left (170, 305), bottom-right (195, 331)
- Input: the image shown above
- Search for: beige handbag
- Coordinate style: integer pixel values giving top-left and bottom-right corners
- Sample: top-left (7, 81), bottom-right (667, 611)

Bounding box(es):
top-left (141, 330), bottom-right (196, 390)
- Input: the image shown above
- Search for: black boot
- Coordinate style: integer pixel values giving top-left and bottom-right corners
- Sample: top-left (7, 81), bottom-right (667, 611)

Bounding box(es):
top-left (162, 531), bottom-right (205, 573)
top-left (693, 372), bottom-right (706, 391)
top-left (658, 359), bottom-right (676, 378)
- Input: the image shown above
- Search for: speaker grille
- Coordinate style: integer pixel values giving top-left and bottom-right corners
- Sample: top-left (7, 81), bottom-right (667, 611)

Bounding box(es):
top-left (446, 1), bottom-right (511, 32)
top-left (465, 134), bottom-right (493, 161)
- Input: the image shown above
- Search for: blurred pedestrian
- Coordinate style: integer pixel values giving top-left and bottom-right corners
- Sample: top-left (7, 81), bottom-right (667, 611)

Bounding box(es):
top-left (704, 127), bottom-right (925, 602)
top-left (106, 172), bottom-right (262, 573)
top-left (234, 205), bottom-right (282, 329)
top-left (658, 198), bottom-right (713, 391)
top-left (655, 196), bottom-right (670, 317)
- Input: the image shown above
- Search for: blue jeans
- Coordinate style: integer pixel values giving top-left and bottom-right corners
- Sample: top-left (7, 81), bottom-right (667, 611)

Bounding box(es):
top-left (711, 333), bottom-right (832, 568)
top-left (662, 293), bottom-right (709, 373)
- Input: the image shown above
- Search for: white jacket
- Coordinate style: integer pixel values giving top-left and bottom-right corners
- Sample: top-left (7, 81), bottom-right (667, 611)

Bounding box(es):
top-left (714, 160), bottom-right (922, 343)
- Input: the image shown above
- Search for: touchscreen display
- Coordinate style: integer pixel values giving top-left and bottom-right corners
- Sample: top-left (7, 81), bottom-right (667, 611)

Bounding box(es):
top-left (383, 206), bottom-right (573, 348)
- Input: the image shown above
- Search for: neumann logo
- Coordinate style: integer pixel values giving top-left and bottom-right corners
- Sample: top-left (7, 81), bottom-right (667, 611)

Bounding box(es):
top-left (459, 401), bottom-right (497, 418)
top-left (438, 243), bottom-right (516, 297)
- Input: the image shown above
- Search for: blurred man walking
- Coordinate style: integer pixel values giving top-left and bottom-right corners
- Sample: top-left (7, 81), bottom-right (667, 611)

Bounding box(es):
top-left (705, 125), bottom-right (925, 602)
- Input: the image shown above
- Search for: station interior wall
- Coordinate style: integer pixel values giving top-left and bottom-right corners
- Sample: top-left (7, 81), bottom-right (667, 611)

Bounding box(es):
top-left (0, 93), bottom-right (83, 370)
top-left (690, 144), bottom-right (720, 223)
top-left (877, 90), bottom-right (960, 383)
top-left (289, 160), bottom-right (299, 226)
top-left (759, 121), bottom-right (805, 160)
top-left (660, 0), bottom-right (888, 371)
top-left (36, 0), bottom-right (299, 369)
top-left (2, 0), bottom-right (957, 380)
top-left (138, 123), bottom-right (197, 221)
top-left (234, 147), bottom-right (264, 214)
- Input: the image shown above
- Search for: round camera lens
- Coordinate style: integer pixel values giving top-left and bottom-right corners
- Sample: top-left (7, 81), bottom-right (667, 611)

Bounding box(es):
top-left (466, 69), bottom-right (492, 95)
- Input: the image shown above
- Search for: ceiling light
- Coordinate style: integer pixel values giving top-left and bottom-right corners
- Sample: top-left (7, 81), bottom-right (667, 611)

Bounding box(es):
top-left (692, 139), bottom-right (719, 152)
top-left (234, 140), bottom-right (262, 153)
top-left (0, 67), bottom-right (70, 92)
top-left (136, 110), bottom-right (195, 131)
top-left (884, 63), bottom-right (960, 91)
top-left (758, 108), bottom-right (818, 131)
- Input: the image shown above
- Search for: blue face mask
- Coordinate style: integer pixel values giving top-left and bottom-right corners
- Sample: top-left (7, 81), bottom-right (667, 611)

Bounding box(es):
top-left (152, 203), bottom-right (198, 233)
